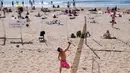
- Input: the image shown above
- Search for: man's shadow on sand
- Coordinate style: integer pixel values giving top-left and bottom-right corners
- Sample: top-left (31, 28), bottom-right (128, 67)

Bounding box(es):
top-left (112, 26), bottom-right (120, 30)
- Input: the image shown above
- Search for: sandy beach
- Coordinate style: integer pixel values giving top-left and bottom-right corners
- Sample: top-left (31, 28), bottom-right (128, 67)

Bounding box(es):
top-left (0, 6), bottom-right (130, 73)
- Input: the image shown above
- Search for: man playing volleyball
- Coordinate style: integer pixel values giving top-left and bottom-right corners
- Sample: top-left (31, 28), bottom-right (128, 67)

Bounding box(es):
top-left (57, 42), bottom-right (71, 73)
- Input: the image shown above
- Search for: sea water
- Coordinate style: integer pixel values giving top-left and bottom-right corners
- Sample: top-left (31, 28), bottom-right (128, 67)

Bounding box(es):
top-left (1, 0), bottom-right (130, 8)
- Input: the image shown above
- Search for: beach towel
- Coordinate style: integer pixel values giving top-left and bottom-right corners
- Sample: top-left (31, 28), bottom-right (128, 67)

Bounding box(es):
top-left (60, 60), bottom-right (70, 68)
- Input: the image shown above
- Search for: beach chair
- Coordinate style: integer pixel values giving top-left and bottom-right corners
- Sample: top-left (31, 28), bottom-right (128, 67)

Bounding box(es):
top-left (39, 31), bottom-right (45, 42)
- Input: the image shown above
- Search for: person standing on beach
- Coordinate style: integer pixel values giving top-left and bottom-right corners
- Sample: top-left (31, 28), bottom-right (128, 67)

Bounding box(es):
top-left (29, 0), bottom-right (33, 7)
top-left (57, 42), bottom-right (71, 73)
top-left (29, 0), bottom-right (31, 4)
top-left (41, 0), bottom-right (43, 7)
top-left (16, 1), bottom-right (19, 5)
top-left (12, 1), bottom-right (14, 7)
top-left (22, 1), bottom-right (24, 7)
top-left (1, 0), bottom-right (3, 7)
top-left (67, 1), bottom-right (70, 8)
top-left (115, 6), bottom-right (117, 11)
top-left (32, 0), bottom-right (35, 4)
top-left (3, 8), bottom-right (5, 17)
top-left (111, 10), bottom-right (116, 27)
top-left (73, 0), bottom-right (75, 7)
top-left (51, 1), bottom-right (53, 5)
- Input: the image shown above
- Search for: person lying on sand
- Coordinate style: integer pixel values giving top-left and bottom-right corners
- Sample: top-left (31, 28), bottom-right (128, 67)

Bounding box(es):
top-left (55, 20), bottom-right (61, 25)
top-left (46, 20), bottom-right (62, 25)
top-left (57, 42), bottom-right (71, 73)
top-left (89, 8), bottom-right (97, 12)
top-left (102, 30), bottom-right (116, 39)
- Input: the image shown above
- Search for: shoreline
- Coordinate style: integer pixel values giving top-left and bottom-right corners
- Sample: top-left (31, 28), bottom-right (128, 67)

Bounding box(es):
top-left (1, 3), bottom-right (130, 8)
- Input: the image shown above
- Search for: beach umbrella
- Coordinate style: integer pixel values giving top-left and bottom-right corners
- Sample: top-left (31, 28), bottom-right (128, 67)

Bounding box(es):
top-left (16, 4), bottom-right (21, 8)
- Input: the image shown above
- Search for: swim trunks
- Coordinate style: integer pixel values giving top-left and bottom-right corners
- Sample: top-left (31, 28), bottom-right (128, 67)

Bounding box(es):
top-left (60, 60), bottom-right (70, 68)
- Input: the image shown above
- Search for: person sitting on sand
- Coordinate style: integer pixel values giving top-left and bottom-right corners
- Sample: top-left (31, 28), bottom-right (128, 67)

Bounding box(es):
top-left (39, 31), bottom-right (46, 42)
top-left (71, 33), bottom-right (76, 38)
top-left (76, 30), bottom-right (81, 37)
top-left (8, 8), bottom-right (12, 12)
top-left (65, 9), bottom-right (68, 14)
top-left (57, 42), bottom-right (71, 73)
top-left (35, 12), bottom-right (42, 17)
top-left (32, 6), bottom-right (35, 10)
top-left (57, 5), bottom-right (60, 8)
top-left (26, 11), bottom-right (29, 15)
top-left (25, 15), bottom-right (30, 22)
top-left (72, 10), bottom-right (78, 16)
top-left (105, 7), bottom-right (110, 14)
top-left (102, 30), bottom-right (116, 39)
top-left (12, 15), bottom-right (16, 19)
top-left (89, 8), bottom-right (97, 12)
top-left (53, 5), bottom-right (56, 8)
top-left (69, 9), bottom-right (72, 14)
top-left (53, 14), bottom-right (57, 18)
top-left (84, 31), bottom-right (91, 38)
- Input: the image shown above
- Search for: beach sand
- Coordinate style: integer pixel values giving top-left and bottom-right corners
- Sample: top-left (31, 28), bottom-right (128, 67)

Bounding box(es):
top-left (0, 7), bottom-right (130, 73)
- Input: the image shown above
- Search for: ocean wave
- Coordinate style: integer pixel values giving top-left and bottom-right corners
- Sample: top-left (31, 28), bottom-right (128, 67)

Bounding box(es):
top-left (1, 0), bottom-right (130, 7)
